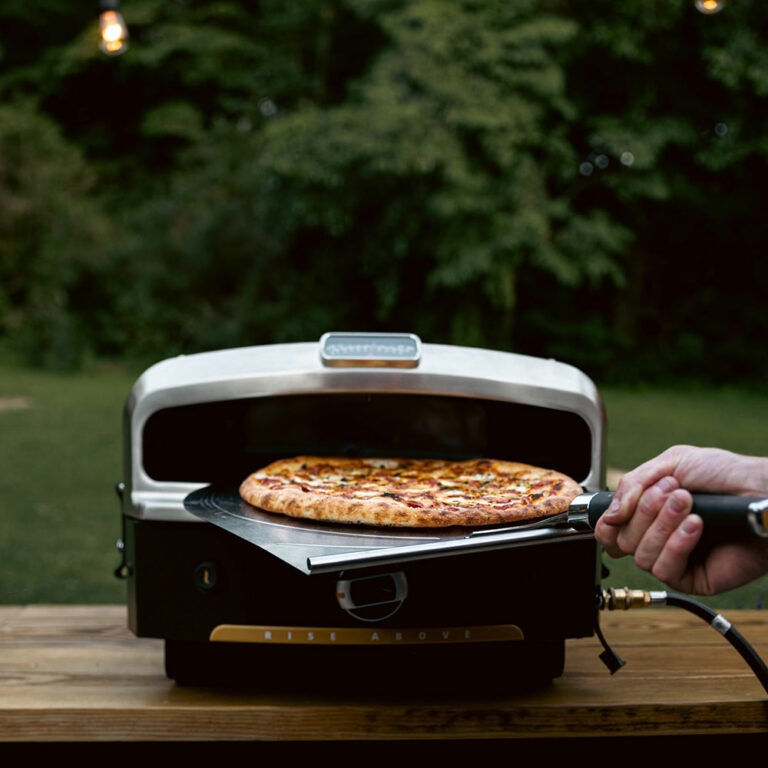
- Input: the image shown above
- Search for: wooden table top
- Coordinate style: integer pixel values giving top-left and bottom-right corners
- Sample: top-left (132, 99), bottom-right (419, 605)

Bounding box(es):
top-left (1, 604), bottom-right (767, 744)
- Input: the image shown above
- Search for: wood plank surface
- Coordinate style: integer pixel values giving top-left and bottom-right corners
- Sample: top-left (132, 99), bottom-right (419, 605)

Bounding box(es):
top-left (0, 605), bottom-right (767, 743)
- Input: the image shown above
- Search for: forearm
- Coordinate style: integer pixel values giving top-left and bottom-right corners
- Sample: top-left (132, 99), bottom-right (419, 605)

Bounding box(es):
top-left (738, 454), bottom-right (768, 497)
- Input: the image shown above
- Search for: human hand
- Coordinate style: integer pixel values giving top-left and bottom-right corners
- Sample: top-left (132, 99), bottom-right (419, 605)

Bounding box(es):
top-left (595, 445), bottom-right (768, 595)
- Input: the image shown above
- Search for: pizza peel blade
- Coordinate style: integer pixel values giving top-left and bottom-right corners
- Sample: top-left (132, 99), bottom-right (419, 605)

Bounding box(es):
top-left (182, 486), bottom-right (593, 575)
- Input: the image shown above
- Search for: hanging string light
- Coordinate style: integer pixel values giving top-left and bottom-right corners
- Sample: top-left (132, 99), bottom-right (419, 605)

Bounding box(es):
top-left (694, 0), bottom-right (726, 14)
top-left (98, 0), bottom-right (129, 55)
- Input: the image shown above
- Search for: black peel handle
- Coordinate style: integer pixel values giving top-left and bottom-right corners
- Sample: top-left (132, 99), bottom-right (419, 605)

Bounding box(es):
top-left (574, 491), bottom-right (768, 540)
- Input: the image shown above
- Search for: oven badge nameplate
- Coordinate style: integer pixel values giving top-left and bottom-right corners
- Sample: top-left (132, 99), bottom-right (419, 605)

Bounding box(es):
top-left (319, 332), bottom-right (421, 368)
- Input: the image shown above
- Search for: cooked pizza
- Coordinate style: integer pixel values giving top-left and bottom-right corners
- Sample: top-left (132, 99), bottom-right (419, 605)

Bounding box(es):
top-left (239, 456), bottom-right (581, 528)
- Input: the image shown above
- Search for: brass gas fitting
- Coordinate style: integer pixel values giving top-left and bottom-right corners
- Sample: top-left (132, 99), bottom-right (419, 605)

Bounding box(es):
top-left (602, 586), bottom-right (652, 610)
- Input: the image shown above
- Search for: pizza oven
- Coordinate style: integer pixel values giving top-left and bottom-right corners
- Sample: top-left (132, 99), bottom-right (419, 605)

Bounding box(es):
top-left (116, 333), bottom-right (605, 688)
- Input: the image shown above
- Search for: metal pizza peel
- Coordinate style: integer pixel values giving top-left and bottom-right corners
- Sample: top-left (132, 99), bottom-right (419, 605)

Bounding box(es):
top-left (182, 486), bottom-right (593, 575)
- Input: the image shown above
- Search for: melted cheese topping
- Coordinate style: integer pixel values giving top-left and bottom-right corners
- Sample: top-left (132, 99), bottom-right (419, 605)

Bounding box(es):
top-left (257, 458), bottom-right (557, 510)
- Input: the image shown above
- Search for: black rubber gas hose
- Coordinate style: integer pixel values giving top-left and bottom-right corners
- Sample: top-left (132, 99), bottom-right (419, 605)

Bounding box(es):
top-left (664, 591), bottom-right (768, 695)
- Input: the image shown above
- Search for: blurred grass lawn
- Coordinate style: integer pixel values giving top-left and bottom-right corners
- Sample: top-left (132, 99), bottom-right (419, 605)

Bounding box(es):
top-left (0, 359), bottom-right (766, 610)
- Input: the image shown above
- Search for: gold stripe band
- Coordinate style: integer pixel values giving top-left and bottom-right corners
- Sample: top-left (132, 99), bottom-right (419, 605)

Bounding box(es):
top-left (209, 623), bottom-right (524, 645)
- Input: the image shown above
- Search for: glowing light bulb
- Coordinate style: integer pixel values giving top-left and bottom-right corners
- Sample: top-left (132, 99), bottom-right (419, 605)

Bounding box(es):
top-left (99, 7), bottom-right (129, 55)
top-left (695, 0), bottom-right (725, 14)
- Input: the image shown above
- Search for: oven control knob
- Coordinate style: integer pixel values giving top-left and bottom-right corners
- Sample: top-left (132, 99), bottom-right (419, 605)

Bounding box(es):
top-left (193, 561), bottom-right (219, 593)
top-left (336, 571), bottom-right (408, 622)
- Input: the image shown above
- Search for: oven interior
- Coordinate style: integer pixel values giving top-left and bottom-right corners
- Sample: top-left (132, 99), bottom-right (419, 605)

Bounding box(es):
top-left (141, 392), bottom-right (594, 487)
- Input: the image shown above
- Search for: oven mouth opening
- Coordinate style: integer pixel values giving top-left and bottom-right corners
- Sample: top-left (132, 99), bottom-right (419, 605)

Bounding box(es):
top-left (140, 392), bottom-right (593, 486)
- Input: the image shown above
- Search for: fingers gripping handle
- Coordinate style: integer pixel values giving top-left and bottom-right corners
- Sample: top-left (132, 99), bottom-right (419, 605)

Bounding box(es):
top-left (570, 491), bottom-right (768, 539)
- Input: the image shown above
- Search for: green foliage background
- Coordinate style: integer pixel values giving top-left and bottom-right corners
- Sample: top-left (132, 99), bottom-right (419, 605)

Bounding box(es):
top-left (1, 0), bottom-right (767, 383)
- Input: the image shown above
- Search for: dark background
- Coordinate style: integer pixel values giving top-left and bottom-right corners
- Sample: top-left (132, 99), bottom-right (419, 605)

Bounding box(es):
top-left (1, 0), bottom-right (766, 385)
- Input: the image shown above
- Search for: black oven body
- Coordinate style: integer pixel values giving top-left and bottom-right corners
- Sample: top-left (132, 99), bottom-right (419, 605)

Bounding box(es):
top-left (122, 391), bottom-right (601, 688)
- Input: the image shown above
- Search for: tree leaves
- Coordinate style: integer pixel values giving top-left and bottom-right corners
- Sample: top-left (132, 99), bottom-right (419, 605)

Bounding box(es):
top-left (0, 1), bottom-right (766, 382)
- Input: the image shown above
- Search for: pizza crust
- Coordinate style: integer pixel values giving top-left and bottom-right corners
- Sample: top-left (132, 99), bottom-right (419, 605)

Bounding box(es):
top-left (239, 456), bottom-right (582, 528)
